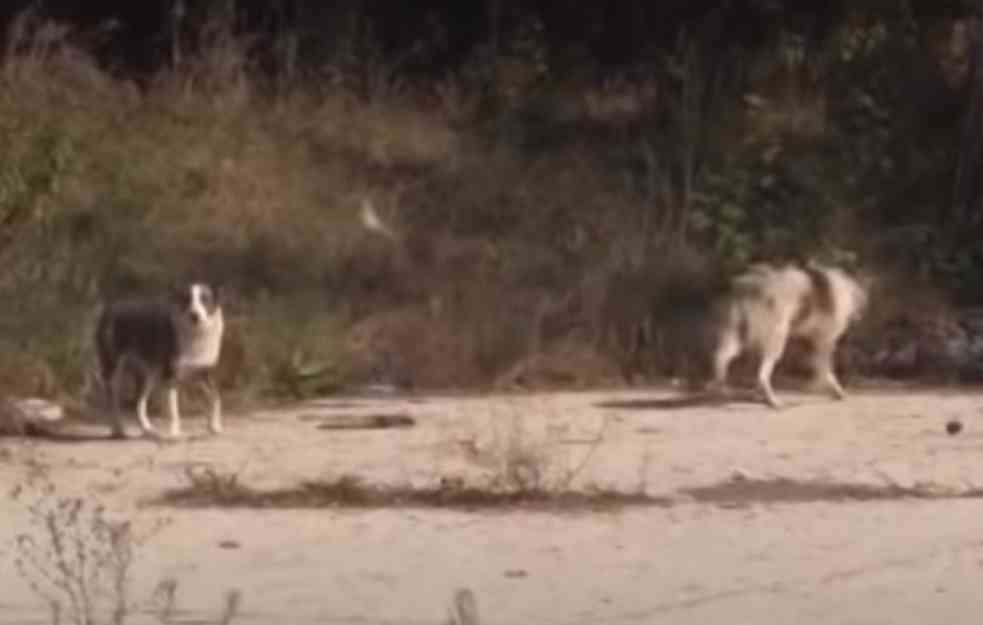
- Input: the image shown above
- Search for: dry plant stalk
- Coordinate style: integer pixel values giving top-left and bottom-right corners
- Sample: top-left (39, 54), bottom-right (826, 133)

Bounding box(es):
top-left (10, 479), bottom-right (168, 625)
top-left (11, 477), bottom-right (244, 625)
top-left (446, 588), bottom-right (481, 625)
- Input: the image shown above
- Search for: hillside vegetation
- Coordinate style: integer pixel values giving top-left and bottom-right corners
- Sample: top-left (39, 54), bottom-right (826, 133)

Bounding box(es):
top-left (0, 5), bottom-right (973, 401)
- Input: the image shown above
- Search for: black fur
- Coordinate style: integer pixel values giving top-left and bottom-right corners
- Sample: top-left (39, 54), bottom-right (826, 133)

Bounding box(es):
top-left (96, 298), bottom-right (180, 385)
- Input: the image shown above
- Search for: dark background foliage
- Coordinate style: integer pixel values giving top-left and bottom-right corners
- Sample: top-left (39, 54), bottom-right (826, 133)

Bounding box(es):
top-left (0, 0), bottom-right (979, 396)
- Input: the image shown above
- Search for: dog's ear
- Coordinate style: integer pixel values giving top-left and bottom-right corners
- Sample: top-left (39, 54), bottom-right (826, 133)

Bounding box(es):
top-left (202, 283), bottom-right (223, 308)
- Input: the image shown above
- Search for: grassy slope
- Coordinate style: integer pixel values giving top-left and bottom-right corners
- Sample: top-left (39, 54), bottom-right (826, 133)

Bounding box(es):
top-left (0, 14), bottom-right (965, 403)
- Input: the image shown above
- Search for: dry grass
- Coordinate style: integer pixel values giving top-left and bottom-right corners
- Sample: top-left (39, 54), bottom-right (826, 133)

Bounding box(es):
top-left (8, 476), bottom-right (240, 625)
top-left (158, 408), bottom-right (657, 513)
top-left (0, 23), bottom-right (628, 398)
top-left (0, 9), bottom-right (964, 402)
top-left (157, 471), bottom-right (665, 513)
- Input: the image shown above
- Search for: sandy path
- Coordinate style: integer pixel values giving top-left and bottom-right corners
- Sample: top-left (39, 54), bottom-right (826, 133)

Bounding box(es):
top-left (1, 388), bottom-right (983, 624)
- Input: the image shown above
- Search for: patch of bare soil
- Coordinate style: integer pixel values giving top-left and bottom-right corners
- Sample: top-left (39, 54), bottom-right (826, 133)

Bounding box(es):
top-left (4, 388), bottom-right (983, 625)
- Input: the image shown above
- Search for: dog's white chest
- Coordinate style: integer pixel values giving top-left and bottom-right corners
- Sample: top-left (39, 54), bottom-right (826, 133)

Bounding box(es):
top-left (176, 312), bottom-right (224, 370)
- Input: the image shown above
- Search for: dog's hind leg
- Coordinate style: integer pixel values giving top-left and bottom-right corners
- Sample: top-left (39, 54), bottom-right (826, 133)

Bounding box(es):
top-left (135, 371), bottom-right (160, 437)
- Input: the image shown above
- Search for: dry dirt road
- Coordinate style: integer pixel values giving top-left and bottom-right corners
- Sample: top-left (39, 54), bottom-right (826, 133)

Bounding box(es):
top-left (2, 387), bottom-right (983, 624)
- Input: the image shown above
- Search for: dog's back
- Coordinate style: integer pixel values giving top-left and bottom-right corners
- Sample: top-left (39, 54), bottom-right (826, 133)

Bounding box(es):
top-left (96, 298), bottom-right (179, 382)
top-left (721, 264), bottom-right (812, 349)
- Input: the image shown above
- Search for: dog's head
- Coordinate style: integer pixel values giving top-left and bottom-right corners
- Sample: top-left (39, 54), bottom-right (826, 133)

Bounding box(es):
top-left (172, 283), bottom-right (223, 329)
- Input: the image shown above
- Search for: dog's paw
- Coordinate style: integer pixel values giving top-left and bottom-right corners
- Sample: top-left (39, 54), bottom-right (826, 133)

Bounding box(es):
top-left (764, 395), bottom-right (784, 409)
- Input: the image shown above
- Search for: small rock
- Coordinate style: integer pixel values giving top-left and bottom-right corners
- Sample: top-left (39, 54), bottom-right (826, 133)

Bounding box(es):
top-left (356, 384), bottom-right (400, 397)
top-left (0, 397), bottom-right (65, 436)
top-left (13, 398), bottom-right (64, 422)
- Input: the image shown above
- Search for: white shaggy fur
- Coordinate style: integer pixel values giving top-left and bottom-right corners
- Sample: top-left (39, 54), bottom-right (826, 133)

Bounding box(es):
top-left (708, 262), bottom-right (868, 408)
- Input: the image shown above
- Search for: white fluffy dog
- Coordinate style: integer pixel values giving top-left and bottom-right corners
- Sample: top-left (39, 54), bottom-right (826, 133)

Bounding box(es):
top-left (707, 262), bottom-right (868, 408)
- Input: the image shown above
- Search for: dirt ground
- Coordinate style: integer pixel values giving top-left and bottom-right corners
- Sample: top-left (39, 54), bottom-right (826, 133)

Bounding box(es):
top-left (3, 386), bottom-right (983, 624)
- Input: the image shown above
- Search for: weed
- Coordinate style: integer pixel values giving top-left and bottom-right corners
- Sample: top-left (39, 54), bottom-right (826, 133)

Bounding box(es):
top-left (9, 477), bottom-right (240, 625)
top-left (10, 478), bottom-right (170, 625)
top-left (474, 402), bottom-right (611, 495)
top-left (158, 405), bottom-right (635, 512)
top-left (445, 588), bottom-right (481, 625)
top-left (181, 465), bottom-right (252, 503)
top-left (147, 578), bottom-right (241, 625)
top-left (158, 472), bottom-right (664, 512)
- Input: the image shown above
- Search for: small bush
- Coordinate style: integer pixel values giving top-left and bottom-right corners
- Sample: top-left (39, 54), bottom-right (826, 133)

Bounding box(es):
top-left (10, 479), bottom-right (170, 625)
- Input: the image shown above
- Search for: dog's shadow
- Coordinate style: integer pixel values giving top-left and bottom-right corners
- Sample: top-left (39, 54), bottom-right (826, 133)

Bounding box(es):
top-left (9, 421), bottom-right (213, 445)
top-left (8, 422), bottom-right (117, 443)
top-left (596, 389), bottom-right (766, 411)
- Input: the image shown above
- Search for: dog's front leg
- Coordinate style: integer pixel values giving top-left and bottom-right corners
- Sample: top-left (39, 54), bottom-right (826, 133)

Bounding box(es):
top-left (165, 385), bottom-right (185, 439)
top-left (811, 340), bottom-right (847, 400)
top-left (200, 374), bottom-right (223, 435)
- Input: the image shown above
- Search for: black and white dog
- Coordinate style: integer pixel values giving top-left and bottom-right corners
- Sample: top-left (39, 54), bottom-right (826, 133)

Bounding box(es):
top-left (95, 283), bottom-right (225, 439)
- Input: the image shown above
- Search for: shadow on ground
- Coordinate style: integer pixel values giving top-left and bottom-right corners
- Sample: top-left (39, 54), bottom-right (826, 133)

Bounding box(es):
top-left (596, 389), bottom-right (763, 411)
top-left (681, 478), bottom-right (983, 508)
